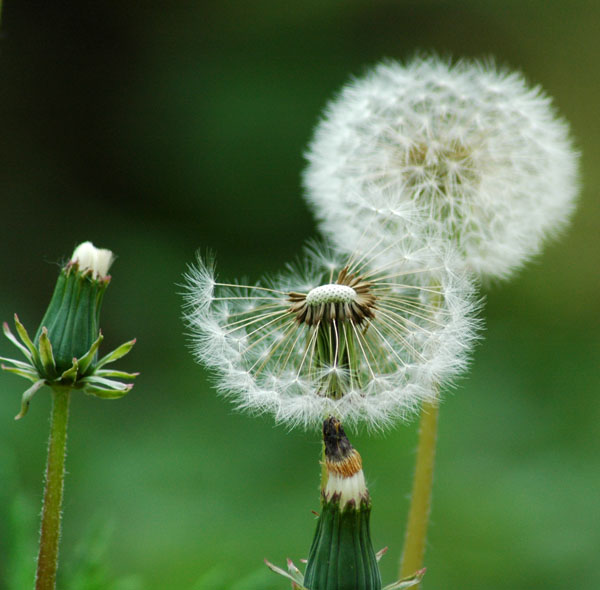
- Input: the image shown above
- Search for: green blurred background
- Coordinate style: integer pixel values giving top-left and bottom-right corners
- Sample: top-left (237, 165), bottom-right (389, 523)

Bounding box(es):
top-left (1, 1), bottom-right (598, 588)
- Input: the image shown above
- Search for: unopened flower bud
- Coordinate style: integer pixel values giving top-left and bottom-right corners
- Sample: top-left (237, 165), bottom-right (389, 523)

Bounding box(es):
top-left (303, 417), bottom-right (381, 589)
top-left (34, 242), bottom-right (113, 375)
top-left (266, 417), bottom-right (425, 589)
top-left (2, 242), bottom-right (137, 419)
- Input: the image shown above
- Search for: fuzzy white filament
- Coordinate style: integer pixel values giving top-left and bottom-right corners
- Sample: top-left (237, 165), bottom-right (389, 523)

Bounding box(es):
top-left (184, 234), bottom-right (478, 431)
top-left (71, 241), bottom-right (114, 279)
top-left (303, 56), bottom-right (580, 280)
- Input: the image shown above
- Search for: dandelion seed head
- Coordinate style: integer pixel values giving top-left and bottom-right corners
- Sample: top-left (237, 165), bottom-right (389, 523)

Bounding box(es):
top-left (303, 56), bottom-right (580, 280)
top-left (184, 233), bottom-right (479, 431)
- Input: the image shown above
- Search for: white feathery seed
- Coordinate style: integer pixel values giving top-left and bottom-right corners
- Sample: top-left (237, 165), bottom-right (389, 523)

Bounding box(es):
top-left (303, 56), bottom-right (580, 280)
top-left (183, 232), bottom-right (478, 431)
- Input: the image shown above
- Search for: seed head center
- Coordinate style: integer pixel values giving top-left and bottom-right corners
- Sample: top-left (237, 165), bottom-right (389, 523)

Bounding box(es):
top-left (288, 268), bottom-right (376, 326)
top-left (306, 284), bottom-right (357, 306)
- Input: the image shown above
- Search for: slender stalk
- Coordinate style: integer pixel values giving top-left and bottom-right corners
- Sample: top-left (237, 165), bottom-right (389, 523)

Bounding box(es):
top-left (399, 397), bottom-right (439, 586)
top-left (319, 442), bottom-right (328, 489)
top-left (35, 387), bottom-right (71, 590)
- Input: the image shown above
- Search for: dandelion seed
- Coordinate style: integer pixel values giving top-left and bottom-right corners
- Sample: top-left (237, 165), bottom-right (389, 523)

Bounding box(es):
top-left (303, 56), bottom-right (580, 280)
top-left (184, 234), bottom-right (477, 430)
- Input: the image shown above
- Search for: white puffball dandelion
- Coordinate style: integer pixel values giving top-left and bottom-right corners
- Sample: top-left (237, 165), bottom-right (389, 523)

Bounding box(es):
top-left (183, 234), bottom-right (478, 430)
top-left (303, 56), bottom-right (580, 280)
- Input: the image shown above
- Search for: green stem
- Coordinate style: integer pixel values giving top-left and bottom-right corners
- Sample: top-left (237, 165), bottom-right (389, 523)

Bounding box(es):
top-left (399, 397), bottom-right (439, 586)
top-left (35, 387), bottom-right (71, 590)
top-left (320, 441), bottom-right (328, 490)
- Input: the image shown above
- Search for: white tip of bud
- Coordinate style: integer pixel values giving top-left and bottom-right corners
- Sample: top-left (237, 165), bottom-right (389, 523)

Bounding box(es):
top-left (324, 470), bottom-right (368, 508)
top-left (71, 241), bottom-right (114, 279)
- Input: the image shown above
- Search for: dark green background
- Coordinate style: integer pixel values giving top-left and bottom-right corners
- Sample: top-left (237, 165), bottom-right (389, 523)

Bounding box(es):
top-left (1, 1), bottom-right (598, 589)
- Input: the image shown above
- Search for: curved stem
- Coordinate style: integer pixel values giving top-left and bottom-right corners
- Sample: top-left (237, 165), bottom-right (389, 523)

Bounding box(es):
top-left (35, 387), bottom-right (71, 590)
top-left (399, 397), bottom-right (439, 586)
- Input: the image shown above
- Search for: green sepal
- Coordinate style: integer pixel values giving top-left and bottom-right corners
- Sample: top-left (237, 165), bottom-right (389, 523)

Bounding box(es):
top-left (304, 496), bottom-right (381, 590)
top-left (382, 569), bottom-right (426, 590)
top-left (14, 314), bottom-right (41, 363)
top-left (96, 338), bottom-right (136, 369)
top-left (94, 368), bottom-right (140, 379)
top-left (1, 363), bottom-right (39, 383)
top-left (81, 374), bottom-right (132, 389)
top-left (0, 356), bottom-right (36, 371)
top-left (265, 559), bottom-right (307, 589)
top-left (3, 320), bottom-right (33, 362)
top-left (60, 358), bottom-right (79, 382)
top-left (83, 385), bottom-right (132, 399)
top-left (15, 379), bottom-right (46, 420)
top-left (375, 547), bottom-right (388, 562)
top-left (77, 332), bottom-right (104, 375)
top-left (38, 328), bottom-right (58, 379)
top-left (82, 375), bottom-right (133, 399)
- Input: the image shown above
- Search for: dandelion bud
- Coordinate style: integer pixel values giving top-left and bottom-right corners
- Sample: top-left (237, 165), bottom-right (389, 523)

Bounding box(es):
top-left (34, 242), bottom-right (114, 374)
top-left (304, 417), bottom-right (381, 590)
top-left (2, 242), bottom-right (137, 418)
top-left (265, 418), bottom-right (425, 589)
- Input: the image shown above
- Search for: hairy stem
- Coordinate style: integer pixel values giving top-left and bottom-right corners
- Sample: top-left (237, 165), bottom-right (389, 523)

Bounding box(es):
top-left (399, 397), bottom-right (439, 586)
top-left (35, 387), bottom-right (71, 590)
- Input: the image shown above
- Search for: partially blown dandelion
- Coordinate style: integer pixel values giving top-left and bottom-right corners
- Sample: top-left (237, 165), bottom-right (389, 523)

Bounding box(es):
top-left (184, 234), bottom-right (476, 430)
top-left (303, 56), bottom-right (580, 280)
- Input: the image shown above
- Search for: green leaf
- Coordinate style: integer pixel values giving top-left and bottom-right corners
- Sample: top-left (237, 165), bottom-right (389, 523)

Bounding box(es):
top-left (95, 339), bottom-right (136, 369)
top-left (15, 380), bottom-right (46, 420)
